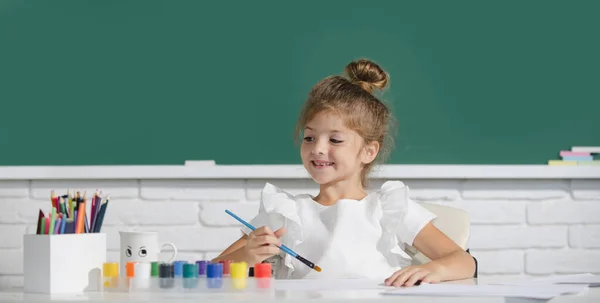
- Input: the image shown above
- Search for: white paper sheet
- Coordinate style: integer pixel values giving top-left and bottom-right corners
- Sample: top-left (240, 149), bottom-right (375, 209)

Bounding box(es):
top-left (495, 273), bottom-right (600, 287)
top-left (534, 273), bottom-right (600, 286)
top-left (380, 283), bottom-right (588, 300)
top-left (274, 278), bottom-right (393, 291)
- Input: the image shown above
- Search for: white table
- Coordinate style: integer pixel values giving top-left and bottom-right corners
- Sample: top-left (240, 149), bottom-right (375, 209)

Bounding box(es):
top-left (1, 278), bottom-right (598, 303)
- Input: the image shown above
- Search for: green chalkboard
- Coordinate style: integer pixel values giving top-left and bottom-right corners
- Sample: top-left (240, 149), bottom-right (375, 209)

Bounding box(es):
top-left (1, 0), bottom-right (598, 165)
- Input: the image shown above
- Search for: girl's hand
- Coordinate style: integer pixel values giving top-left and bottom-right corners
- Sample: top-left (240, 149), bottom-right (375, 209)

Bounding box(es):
top-left (385, 265), bottom-right (442, 287)
top-left (243, 226), bottom-right (286, 265)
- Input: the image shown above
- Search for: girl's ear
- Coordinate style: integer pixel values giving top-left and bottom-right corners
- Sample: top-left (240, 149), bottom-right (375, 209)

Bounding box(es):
top-left (361, 141), bottom-right (380, 165)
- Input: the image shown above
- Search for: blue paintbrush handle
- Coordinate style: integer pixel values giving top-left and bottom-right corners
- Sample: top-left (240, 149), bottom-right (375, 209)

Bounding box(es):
top-left (225, 209), bottom-right (298, 257)
top-left (277, 243), bottom-right (297, 257)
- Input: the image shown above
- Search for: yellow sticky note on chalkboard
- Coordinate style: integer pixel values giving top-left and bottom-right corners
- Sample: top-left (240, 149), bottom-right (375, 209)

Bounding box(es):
top-left (548, 160), bottom-right (577, 166)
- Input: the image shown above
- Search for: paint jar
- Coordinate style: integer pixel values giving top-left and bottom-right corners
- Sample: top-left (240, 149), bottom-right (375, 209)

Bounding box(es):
top-left (131, 262), bottom-right (151, 291)
top-left (102, 262), bottom-right (120, 291)
top-left (158, 263), bottom-right (175, 290)
top-left (206, 263), bottom-right (223, 289)
top-left (230, 262), bottom-right (247, 290)
top-left (125, 261), bottom-right (136, 290)
top-left (182, 263), bottom-right (198, 290)
top-left (173, 260), bottom-right (186, 289)
top-left (194, 260), bottom-right (207, 291)
top-left (150, 262), bottom-right (160, 290)
top-left (219, 259), bottom-right (232, 277)
top-left (196, 260), bottom-right (207, 277)
top-left (254, 263), bottom-right (273, 290)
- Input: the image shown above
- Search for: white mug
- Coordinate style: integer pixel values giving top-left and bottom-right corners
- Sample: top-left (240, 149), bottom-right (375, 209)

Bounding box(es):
top-left (119, 231), bottom-right (177, 277)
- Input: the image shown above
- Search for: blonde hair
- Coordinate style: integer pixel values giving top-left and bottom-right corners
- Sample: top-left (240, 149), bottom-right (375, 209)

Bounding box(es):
top-left (295, 59), bottom-right (396, 187)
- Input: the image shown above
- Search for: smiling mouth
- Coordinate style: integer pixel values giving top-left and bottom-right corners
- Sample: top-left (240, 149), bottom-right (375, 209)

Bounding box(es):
top-left (312, 161), bottom-right (334, 167)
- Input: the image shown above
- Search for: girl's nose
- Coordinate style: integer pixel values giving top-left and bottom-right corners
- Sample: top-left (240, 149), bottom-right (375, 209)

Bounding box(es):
top-left (312, 139), bottom-right (327, 155)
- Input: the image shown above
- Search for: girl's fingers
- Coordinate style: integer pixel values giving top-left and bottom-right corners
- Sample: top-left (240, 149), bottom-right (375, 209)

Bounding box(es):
top-left (421, 273), bottom-right (440, 284)
top-left (392, 268), bottom-right (422, 287)
top-left (404, 270), bottom-right (430, 287)
top-left (385, 268), bottom-right (407, 285)
top-left (256, 235), bottom-right (281, 245)
top-left (251, 226), bottom-right (274, 237)
top-left (256, 245), bottom-right (280, 256)
top-left (251, 235), bottom-right (280, 247)
top-left (273, 227), bottom-right (286, 238)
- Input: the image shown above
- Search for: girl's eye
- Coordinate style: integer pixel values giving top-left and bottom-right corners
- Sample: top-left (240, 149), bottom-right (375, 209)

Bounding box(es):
top-left (126, 248), bottom-right (132, 257)
top-left (303, 136), bottom-right (314, 142)
top-left (330, 138), bottom-right (343, 144)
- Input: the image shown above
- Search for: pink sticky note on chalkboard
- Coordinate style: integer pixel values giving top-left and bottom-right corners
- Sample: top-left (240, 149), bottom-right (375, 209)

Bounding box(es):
top-left (560, 151), bottom-right (590, 157)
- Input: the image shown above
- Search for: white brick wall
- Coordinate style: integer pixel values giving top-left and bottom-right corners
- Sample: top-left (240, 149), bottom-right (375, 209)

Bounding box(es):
top-left (0, 178), bottom-right (599, 289)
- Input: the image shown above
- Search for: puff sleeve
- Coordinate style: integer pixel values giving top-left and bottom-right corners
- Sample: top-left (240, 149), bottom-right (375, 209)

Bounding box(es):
top-left (378, 181), bottom-right (437, 248)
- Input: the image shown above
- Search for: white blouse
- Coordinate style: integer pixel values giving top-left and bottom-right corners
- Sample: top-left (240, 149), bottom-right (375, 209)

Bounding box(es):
top-left (241, 181), bottom-right (436, 280)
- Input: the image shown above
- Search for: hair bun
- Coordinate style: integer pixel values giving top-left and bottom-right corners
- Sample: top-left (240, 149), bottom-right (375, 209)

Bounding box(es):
top-left (345, 59), bottom-right (389, 93)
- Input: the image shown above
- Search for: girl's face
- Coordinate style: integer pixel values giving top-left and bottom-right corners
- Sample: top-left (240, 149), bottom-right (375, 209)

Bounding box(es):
top-left (300, 111), bottom-right (378, 186)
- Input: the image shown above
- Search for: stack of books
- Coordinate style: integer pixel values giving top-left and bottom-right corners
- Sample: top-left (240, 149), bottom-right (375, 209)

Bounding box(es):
top-left (548, 147), bottom-right (600, 166)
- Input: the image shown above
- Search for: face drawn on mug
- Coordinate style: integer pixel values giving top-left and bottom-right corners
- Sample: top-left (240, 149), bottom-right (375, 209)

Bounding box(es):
top-left (125, 245), bottom-right (149, 258)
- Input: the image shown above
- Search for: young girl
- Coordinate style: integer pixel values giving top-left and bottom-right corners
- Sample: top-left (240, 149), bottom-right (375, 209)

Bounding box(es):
top-left (213, 59), bottom-right (476, 287)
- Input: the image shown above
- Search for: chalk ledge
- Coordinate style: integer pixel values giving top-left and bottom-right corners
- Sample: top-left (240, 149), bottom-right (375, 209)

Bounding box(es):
top-left (0, 164), bottom-right (598, 180)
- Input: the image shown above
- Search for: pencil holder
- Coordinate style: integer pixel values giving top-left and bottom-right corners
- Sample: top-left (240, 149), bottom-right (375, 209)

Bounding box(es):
top-left (23, 233), bottom-right (107, 294)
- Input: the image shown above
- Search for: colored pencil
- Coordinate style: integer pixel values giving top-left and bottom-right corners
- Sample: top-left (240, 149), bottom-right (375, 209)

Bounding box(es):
top-left (76, 200), bottom-right (86, 234)
top-left (82, 196), bottom-right (89, 233)
top-left (91, 194), bottom-right (103, 232)
top-left (90, 192), bottom-right (96, 231)
top-left (36, 209), bottom-right (44, 235)
top-left (65, 218), bottom-right (75, 234)
top-left (224, 209), bottom-right (322, 272)
top-left (54, 218), bottom-right (61, 234)
top-left (48, 207), bottom-right (56, 236)
top-left (67, 189), bottom-right (73, 215)
top-left (60, 215), bottom-right (66, 234)
top-left (93, 196), bottom-right (110, 233)
top-left (50, 190), bottom-right (56, 209)
top-left (40, 216), bottom-right (46, 235)
top-left (73, 210), bottom-right (78, 233)
top-left (44, 217), bottom-right (50, 235)
top-left (59, 197), bottom-right (66, 217)
top-left (70, 196), bottom-right (76, 220)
